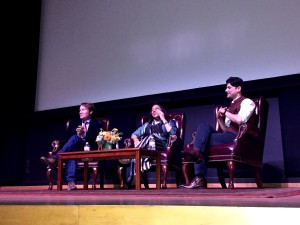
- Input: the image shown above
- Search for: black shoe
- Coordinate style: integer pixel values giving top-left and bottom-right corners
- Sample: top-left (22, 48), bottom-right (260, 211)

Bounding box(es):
top-left (40, 156), bottom-right (58, 169)
top-left (179, 176), bottom-right (207, 189)
top-left (128, 185), bottom-right (135, 189)
top-left (120, 184), bottom-right (134, 189)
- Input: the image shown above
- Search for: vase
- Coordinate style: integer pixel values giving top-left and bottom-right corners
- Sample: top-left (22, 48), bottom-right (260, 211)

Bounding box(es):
top-left (104, 143), bottom-right (111, 150)
top-left (103, 142), bottom-right (116, 150)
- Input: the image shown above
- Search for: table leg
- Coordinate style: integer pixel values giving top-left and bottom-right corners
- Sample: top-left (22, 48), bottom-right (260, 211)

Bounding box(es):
top-left (156, 153), bottom-right (161, 189)
top-left (135, 151), bottom-right (141, 190)
top-left (83, 161), bottom-right (88, 190)
top-left (57, 155), bottom-right (63, 191)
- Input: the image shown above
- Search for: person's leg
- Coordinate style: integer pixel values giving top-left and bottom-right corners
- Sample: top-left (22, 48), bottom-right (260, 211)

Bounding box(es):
top-left (209, 132), bottom-right (236, 145)
top-left (40, 135), bottom-right (85, 170)
top-left (65, 159), bottom-right (77, 183)
top-left (50, 135), bottom-right (84, 189)
top-left (180, 122), bottom-right (215, 188)
top-left (141, 171), bottom-right (149, 189)
top-left (60, 135), bottom-right (85, 190)
top-left (193, 122), bottom-right (216, 153)
top-left (126, 159), bottom-right (135, 188)
top-left (193, 131), bottom-right (236, 178)
top-left (53, 135), bottom-right (84, 160)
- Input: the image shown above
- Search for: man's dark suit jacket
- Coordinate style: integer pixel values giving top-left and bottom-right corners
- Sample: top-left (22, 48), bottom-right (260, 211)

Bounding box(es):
top-left (65, 118), bottom-right (102, 150)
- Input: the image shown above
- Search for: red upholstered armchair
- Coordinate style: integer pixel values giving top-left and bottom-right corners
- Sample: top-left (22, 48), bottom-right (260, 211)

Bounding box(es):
top-left (118, 112), bottom-right (184, 189)
top-left (182, 97), bottom-right (269, 188)
top-left (45, 118), bottom-right (110, 190)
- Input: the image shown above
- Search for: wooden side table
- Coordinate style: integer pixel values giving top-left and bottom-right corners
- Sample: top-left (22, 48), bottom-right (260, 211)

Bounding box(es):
top-left (57, 148), bottom-right (161, 190)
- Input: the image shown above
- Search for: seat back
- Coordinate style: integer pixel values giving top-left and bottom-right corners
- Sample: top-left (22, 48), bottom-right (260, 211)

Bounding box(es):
top-left (209, 96), bottom-right (269, 166)
top-left (124, 112), bottom-right (184, 149)
top-left (140, 112), bottom-right (184, 167)
top-left (66, 117), bottom-right (109, 131)
top-left (253, 97), bottom-right (269, 141)
top-left (140, 112), bottom-right (184, 140)
top-left (214, 97), bottom-right (268, 140)
top-left (51, 117), bottom-right (109, 154)
top-left (46, 117), bottom-right (110, 190)
top-left (182, 97), bottom-right (268, 188)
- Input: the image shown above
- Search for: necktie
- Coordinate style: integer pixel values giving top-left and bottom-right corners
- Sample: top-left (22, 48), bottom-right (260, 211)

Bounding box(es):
top-left (83, 121), bottom-right (87, 132)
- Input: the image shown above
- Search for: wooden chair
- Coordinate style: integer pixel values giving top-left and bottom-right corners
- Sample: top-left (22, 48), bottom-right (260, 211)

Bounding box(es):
top-left (46, 118), bottom-right (110, 190)
top-left (118, 112), bottom-right (184, 189)
top-left (182, 97), bottom-right (269, 188)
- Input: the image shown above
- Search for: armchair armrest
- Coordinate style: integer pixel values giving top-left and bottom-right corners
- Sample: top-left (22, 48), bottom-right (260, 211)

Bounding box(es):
top-left (48, 140), bottom-right (65, 157)
top-left (161, 134), bottom-right (178, 159)
top-left (51, 140), bottom-right (61, 153)
top-left (123, 135), bottom-right (178, 162)
top-left (235, 123), bottom-right (265, 165)
top-left (236, 123), bottom-right (264, 143)
top-left (167, 134), bottom-right (177, 149)
top-left (124, 138), bottom-right (133, 148)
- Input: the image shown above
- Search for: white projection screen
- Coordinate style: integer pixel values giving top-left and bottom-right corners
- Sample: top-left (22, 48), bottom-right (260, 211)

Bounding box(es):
top-left (35, 0), bottom-right (300, 111)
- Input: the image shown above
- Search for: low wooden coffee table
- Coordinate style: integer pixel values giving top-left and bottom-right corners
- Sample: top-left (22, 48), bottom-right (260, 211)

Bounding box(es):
top-left (57, 148), bottom-right (161, 190)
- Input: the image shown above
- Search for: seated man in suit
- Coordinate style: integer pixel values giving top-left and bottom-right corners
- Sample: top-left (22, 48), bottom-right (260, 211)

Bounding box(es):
top-left (40, 102), bottom-right (102, 190)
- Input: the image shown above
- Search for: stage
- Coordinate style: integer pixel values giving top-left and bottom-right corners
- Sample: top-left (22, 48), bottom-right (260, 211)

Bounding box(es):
top-left (1, 185), bottom-right (300, 225)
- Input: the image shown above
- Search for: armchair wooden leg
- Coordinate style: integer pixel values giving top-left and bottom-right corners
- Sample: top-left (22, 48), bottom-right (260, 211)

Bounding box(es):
top-left (175, 168), bottom-right (181, 188)
top-left (118, 166), bottom-right (124, 188)
top-left (161, 165), bottom-right (168, 189)
top-left (254, 167), bottom-right (263, 188)
top-left (47, 167), bottom-right (53, 190)
top-left (182, 163), bottom-right (190, 184)
top-left (226, 161), bottom-right (235, 189)
top-left (216, 167), bottom-right (227, 188)
top-left (142, 171), bottom-right (149, 189)
top-left (98, 162), bottom-right (105, 189)
top-left (92, 167), bottom-right (98, 190)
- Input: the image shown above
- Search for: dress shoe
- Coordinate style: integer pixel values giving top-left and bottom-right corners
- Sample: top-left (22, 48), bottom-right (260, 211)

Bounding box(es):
top-left (179, 176), bottom-right (207, 189)
top-left (125, 184), bottom-right (135, 189)
top-left (67, 181), bottom-right (77, 190)
top-left (119, 185), bottom-right (130, 189)
top-left (40, 156), bottom-right (58, 169)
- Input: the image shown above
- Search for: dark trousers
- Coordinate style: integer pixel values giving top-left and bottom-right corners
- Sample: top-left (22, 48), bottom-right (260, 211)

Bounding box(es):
top-left (126, 160), bottom-right (149, 189)
top-left (193, 122), bottom-right (236, 177)
top-left (53, 135), bottom-right (84, 182)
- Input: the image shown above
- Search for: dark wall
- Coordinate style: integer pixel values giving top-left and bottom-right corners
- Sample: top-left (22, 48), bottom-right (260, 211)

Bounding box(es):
top-left (279, 89), bottom-right (300, 177)
top-left (1, 1), bottom-right (299, 186)
top-left (1, 1), bottom-right (41, 185)
top-left (3, 74), bottom-right (300, 186)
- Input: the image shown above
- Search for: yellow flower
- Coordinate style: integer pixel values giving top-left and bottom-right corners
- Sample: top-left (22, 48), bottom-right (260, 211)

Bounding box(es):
top-left (104, 133), bottom-right (111, 141)
top-left (111, 136), bottom-right (118, 142)
top-left (95, 128), bottom-right (123, 146)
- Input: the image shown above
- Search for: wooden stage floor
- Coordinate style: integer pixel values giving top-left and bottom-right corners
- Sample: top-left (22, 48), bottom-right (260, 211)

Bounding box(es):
top-left (1, 185), bottom-right (300, 207)
top-left (1, 185), bottom-right (300, 225)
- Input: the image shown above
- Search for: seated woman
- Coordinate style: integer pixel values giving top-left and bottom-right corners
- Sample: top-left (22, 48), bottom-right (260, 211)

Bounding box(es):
top-left (125, 104), bottom-right (178, 189)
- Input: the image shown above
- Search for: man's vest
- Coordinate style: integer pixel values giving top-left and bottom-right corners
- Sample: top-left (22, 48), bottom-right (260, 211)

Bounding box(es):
top-left (226, 96), bottom-right (251, 134)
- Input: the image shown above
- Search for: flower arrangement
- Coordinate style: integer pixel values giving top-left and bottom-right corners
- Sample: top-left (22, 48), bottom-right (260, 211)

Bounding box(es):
top-left (95, 128), bottom-right (123, 150)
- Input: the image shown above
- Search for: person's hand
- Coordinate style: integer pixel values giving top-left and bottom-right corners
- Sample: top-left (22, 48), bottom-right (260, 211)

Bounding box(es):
top-left (217, 107), bottom-right (227, 118)
top-left (157, 109), bottom-right (165, 120)
top-left (131, 135), bottom-right (140, 147)
top-left (134, 140), bottom-right (140, 147)
top-left (132, 138), bottom-right (140, 147)
top-left (76, 125), bottom-right (85, 137)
